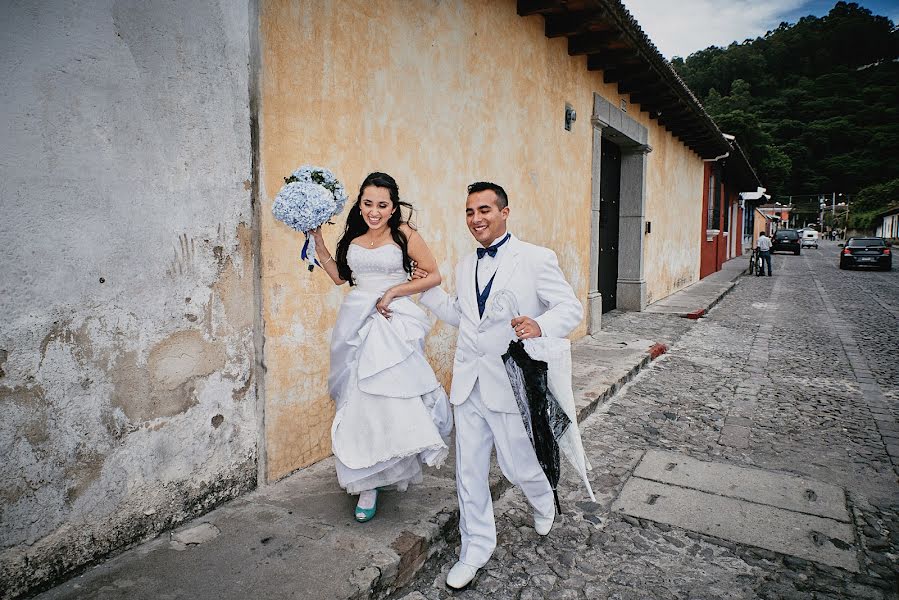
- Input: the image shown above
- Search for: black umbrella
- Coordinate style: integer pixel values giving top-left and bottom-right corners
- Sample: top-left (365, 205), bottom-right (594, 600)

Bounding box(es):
top-left (502, 339), bottom-right (572, 514)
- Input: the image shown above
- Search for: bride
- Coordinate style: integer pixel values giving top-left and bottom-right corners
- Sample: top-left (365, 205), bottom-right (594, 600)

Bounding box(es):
top-left (310, 172), bottom-right (452, 522)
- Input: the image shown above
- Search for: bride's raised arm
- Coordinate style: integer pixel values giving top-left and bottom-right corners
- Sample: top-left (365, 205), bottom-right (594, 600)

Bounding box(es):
top-left (310, 227), bottom-right (346, 286)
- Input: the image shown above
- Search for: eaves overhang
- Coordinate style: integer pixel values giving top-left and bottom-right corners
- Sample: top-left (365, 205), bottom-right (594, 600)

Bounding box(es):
top-left (517, 0), bottom-right (731, 158)
top-left (724, 139), bottom-right (762, 190)
top-left (874, 205), bottom-right (899, 219)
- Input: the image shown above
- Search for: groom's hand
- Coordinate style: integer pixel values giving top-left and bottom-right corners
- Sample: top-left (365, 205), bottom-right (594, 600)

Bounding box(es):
top-left (511, 316), bottom-right (541, 340)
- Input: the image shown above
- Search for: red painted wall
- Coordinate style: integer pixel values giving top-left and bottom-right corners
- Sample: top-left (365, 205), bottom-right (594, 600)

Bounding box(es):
top-left (699, 163), bottom-right (717, 278)
top-left (700, 163), bottom-right (731, 278)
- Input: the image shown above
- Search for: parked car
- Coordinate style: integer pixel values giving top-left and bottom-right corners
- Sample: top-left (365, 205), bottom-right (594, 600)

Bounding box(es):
top-left (771, 229), bottom-right (801, 255)
top-left (839, 237), bottom-right (892, 270)
top-left (801, 229), bottom-right (819, 249)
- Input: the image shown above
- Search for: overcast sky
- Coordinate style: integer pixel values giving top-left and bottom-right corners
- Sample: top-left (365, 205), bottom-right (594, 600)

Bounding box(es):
top-left (623, 0), bottom-right (899, 59)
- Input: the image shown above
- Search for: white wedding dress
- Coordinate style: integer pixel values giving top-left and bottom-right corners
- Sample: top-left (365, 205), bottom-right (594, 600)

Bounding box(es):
top-left (329, 243), bottom-right (452, 494)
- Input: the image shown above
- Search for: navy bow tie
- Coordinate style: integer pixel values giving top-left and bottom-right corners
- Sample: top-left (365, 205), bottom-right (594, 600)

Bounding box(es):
top-left (476, 233), bottom-right (510, 259)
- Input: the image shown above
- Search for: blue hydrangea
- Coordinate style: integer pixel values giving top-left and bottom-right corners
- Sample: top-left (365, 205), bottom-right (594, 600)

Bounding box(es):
top-left (272, 181), bottom-right (335, 232)
top-left (271, 165), bottom-right (349, 270)
top-left (290, 166), bottom-right (348, 214)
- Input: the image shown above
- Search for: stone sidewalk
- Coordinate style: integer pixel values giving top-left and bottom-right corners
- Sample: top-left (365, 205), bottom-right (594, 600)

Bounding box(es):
top-left (644, 254), bottom-right (747, 318)
top-left (32, 259), bottom-right (746, 600)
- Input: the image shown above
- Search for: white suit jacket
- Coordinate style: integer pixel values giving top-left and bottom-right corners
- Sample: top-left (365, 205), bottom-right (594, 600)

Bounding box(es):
top-left (420, 235), bottom-right (583, 413)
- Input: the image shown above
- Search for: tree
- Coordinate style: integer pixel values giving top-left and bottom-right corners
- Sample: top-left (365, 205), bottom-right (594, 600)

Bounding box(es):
top-left (847, 178), bottom-right (899, 230)
top-left (673, 1), bottom-right (898, 210)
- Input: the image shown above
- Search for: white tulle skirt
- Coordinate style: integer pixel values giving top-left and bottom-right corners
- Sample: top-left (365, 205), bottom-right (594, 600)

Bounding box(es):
top-left (329, 287), bottom-right (452, 495)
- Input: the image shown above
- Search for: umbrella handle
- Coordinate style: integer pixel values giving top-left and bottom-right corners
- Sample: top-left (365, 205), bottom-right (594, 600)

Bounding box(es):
top-left (489, 289), bottom-right (521, 319)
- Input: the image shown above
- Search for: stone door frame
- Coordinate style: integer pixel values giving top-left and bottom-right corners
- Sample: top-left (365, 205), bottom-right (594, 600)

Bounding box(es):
top-left (588, 93), bottom-right (651, 335)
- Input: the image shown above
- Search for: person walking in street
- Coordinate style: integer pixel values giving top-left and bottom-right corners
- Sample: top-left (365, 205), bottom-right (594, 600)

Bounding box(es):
top-left (418, 181), bottom-right (583, 590)
top-left (757, 230), bottom-right (773, 276)
top-left (310, 172), bottom-right (452, 523)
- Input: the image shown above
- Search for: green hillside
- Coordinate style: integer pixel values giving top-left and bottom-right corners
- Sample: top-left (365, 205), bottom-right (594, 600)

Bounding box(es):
top-left (671, 2), bottom-right (899, 223)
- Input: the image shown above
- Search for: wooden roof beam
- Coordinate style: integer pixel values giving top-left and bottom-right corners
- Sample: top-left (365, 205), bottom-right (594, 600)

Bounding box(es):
top-left (617, 67), bottom-right (660, 85)
top-left (567, 29), bottom-right (622, 55)
top-left (693, 146), bottom-right (717, 156)
top-left (517, 0), bottom-right (563, 17)
top-left (634, 101), bottom-right (662, 116)
top-left (622, 95), bottom-right (668, 117)
top-left (677, 135), bottom-right (710, 146)
top-left (630, 87), bottom-right (677, 109)
top-left (678, 131), bottom-right (718, 145)
top-left (544, 11), bottom-right (606, 37)
top-left (587, 49), bottom-right (640, 71)
top-left (627, 84), bottom-right (669, 102)
top-left (657, 102), bottom-right (693, 120)
top-left (663, 123), bottom-right (701, 136)
top-left (626, 84), bottom-right (670, 108)
top-left (604, 64), bottom-right (653, 86)
top-left (657, 114), bottom-right (697, 131)
top-left (659, 114), bottom-right (697, 130)
top-left (657, 105), bottom-right (692, 120)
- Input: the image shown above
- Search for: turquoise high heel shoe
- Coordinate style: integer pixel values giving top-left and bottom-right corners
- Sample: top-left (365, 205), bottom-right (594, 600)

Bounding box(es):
top-left (354, 489), bottom-right (378, 523)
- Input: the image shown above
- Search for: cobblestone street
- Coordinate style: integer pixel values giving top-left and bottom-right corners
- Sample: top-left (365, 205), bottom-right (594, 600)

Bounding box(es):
top-left (397, 241), bottom-right (899, 600)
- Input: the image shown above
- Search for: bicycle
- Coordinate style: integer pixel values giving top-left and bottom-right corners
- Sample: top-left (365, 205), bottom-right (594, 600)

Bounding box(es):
top-left (749, 247), bottom-right (761, 276)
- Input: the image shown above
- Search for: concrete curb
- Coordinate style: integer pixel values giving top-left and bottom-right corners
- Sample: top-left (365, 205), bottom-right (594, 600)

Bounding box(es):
top-left (644, 261), bottom-right (745, 318)
top-left (701, 267), bottom-right (748, 316)
top-left (574, 352), bottom-right (654, 424)
top-left (696, 280), bottom-right (737, 316)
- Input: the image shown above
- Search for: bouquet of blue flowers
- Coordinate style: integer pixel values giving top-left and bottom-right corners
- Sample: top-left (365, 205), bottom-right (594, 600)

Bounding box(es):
top-left (272, 166), bottom-right (348, 271)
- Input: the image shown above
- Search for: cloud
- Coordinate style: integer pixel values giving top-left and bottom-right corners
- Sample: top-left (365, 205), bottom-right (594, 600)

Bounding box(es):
top-left (623, 0), bottom-right (808, 58)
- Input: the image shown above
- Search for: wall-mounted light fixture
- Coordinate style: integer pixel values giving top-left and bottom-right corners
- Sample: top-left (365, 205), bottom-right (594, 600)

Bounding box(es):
top-left (645, 221), bottom-right (652, 234)
top-left (565, 103), bottom-right (576, 131)
top-left (620, 99), bottom-right (627, 112)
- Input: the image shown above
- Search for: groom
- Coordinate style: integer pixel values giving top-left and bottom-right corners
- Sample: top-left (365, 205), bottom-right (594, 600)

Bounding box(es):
top-left (420, 181), bottom-right (583, 589)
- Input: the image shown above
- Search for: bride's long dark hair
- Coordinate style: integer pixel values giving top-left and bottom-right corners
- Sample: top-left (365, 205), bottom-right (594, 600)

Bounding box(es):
top-left (335, 172), bottom-right (414, 285)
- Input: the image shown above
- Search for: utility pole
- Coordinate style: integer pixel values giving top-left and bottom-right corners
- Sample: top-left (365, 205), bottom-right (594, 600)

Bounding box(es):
top-left (844, 203), bottom-right (850, 239)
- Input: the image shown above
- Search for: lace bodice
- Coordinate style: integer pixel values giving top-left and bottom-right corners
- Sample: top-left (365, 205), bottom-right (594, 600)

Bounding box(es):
top-left (348, 244), bottom-right (408, 293)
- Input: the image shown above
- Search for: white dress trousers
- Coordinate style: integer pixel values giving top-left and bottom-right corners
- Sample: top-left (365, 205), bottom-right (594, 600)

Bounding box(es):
top-left (455, 381), bottom-right (555, 567)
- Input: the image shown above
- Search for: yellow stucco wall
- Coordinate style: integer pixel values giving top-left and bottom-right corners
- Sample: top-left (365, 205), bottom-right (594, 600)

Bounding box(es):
top-left (754, 208), bottom-right (770, 241)
top-left (641, 131), bottom-right (705, 304)
top-left (258, 0), bottom-right (706, 481)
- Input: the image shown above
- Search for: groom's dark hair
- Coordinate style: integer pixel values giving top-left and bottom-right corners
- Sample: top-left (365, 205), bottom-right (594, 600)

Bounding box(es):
top-left (467, 181), bottom-right (508, 209)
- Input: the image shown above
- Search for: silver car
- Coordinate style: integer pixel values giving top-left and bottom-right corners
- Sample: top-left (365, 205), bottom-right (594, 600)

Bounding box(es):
top-left (800, 230), bottom-right (819, 249)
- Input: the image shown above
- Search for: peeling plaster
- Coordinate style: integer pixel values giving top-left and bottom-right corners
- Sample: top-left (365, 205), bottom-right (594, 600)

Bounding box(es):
top-left (0, 1), bottom-right (257, 597)
top-left (111, 330), bottom-right (226, 422)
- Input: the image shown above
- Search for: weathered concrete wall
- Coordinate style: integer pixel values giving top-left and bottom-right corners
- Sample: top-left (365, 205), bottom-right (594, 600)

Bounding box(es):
top-left (257, 0), bottom-right (706, 480)
top-left (642, 131), bottom-right (705, 304)
top-left (0, 1), bottom-right (257, 597)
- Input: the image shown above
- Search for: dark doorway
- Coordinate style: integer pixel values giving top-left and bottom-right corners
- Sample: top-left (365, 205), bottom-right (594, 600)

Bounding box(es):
top-left (598, 137), bottom-right (621, 313)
